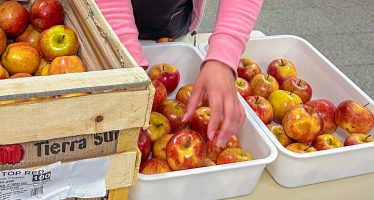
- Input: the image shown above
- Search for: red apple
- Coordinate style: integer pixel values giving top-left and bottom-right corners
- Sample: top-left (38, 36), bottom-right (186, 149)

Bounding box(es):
top-left (237, 58), bottom-right (262, 82)
top-left (335, 100), bottom-right (374, 134)
top-left (148, 63), bottom-right (180, 94)
top-left (140, 158), bottom-right (171, 175)
top-left (267, 124), bottom-right (292, 147)
top-left (15, 25), bottom-right (41, 49)
top-left (268, 90), bottom-right (303, 123)
top-left (166, 130), bottom-right (206, 171)
top-left (10, 73), bottom-right (33, 79)
top-left (159, 99), bottom-right (187, 131)
top-left (344, 133), bottom-right (374, 146)
top-left (306, 99), bottom-right (337, 134)
top-left (39, 25), bottom-right (79, 61)
top-left (29, 0), bottom-right (65, 32)
top-left (236, 77), bottom-right (252, 98)
top-left (283, 105), bottom-right (323, 143)
top-left (151, 80), bottom-right (167, 111)
top-left (207, 134), bottom-right (241, 163)
top-left (0, 64), bottom-right (9, 79)
top-left (0, 28), bottom-right (6, 55)
top-left (152, 134), bottom-right (173, 161)
top-left (146, 112), bottom-right (171, 143)
top-left (190, 107), bottom-right (211, 140)
top-left (245, 96), bottom-right (273, 124)
top-left (286, 143), bottom-right (317, 153)
top-left (281, 77), bottom-right (312, 103)
top-left (216, 148), bottom-right (253, 165)
top-left (176, 84), bottom-right (202, 106)
top-left (250, 73), bottom-right (279, 99)
top-left (267, 59), bottom-right (297, 85)
top-left (1, 42), bottom-right (40, 75)
top-left (312, 134), bottom-right (343, 150)
top-left (48, 56), bottom-right (87, 75)
top-left (138, 129), bottom-right (152, 162)
top-left (0, 1), bottom-right (29, 37)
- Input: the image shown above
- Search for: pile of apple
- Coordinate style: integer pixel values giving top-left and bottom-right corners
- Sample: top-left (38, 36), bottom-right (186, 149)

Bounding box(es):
top-left (236, 58), bottom-right (374, 153)
top-left (138, 63), bottom-right (254, 175)
top-left (0, 0), bottom-right (87, 104)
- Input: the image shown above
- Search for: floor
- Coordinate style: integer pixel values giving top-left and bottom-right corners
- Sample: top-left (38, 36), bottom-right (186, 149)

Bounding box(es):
top-left (198, 0), bottom-right (374, 99)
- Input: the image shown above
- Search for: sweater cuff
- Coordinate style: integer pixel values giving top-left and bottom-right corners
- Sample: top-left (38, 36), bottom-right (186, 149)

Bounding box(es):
top-left (203, 34), bottom-right (244, 77)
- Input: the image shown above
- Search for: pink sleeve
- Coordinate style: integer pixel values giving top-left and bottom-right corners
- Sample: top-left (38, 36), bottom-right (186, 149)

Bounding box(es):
top-left (96, 0), bottom-right (149, 67)
top-left (204, 0), bottom-right (264, 75)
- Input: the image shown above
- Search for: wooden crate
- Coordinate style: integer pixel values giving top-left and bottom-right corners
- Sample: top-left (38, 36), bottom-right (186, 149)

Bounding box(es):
top-left (0, 0), bottom-right (153, 199)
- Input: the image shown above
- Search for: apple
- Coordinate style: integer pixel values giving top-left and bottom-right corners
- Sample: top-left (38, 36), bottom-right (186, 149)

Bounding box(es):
top-left (10, 73), bottom-right (32, 79)
top-left (151, 80), bottom-right (167, 111)
top-left (0, 28), bottom-right (6, 55)
top-left (0, 64), bottom-right (9, 79)
top-left (166, 130), bottom-right (206, 171)
top-left (245, 96), bottom-right (273, 124)
top-left (202, 158), bottom-right (216, 167)
top-left (1, 42), bottom-right (40, 75)
top-left (159, 99), bottom-right (187, 131)
top-left (15, 25), bottom-right (41, 49)
top-left (250, 73), bottom-right (279, 99)
top-left (237, 58), bottom-right (261, 82)
top-left (140, 158), bottom-right (171, 175)
top-left (29, 0), bottom-right (65, 32)
top-left (146, 112), bottom-right (171, 143)
top-left (207, 134), bottom-right (241, 163)
top-left (268, 90), bottom-right (303, 123)
top-left (306, 99), bottom-right (337, 134)
top-left (267, 124), bottom-right (292, 147)
top-left (236, 77), bottom-right (252, 98)
top-left (286, 143), bottom-right (317, 153)
top-left (312, 134), bottom-right (343, 150)
top-left (344, 133), bottom-right (374, 146)
top-left (157, 38), bottom-right (175, 43)
top-left (48, 56), bottom-right (87, 75)
top-left (216, 148), bottom-right (253, 165)
top-left (176, 84), bottom-right (203, 107)
top-left (0, 1), bottom-right (29, 37)
top-left (283, 105), bottom-right (323, 143)
top-left (138, 129), bottom-right (152, 162)
top-left (190, 107), bottom-right (211, 140)
top-left (281, 77), bottom-right (312, 103)
top-left (152, 134), bottom-right (173, 161)
top-left (148, 63), bottom-right (180, 94)
top-left (39, 25), bottom-right (79, 61)
top-left (267, 59), bottom-right (297, 85)
top-left (34, 59), bottom-right (49, 76)
top-left (335, 100), bottom-right (374, 134)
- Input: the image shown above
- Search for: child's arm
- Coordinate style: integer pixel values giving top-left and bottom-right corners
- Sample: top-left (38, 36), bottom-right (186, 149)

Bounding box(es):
top-left (96, 0), bottom-right (149, 67)
top-left (206, 0), bottom-right (264, 76)
top-left (186, 0), bottom-right (264, 147)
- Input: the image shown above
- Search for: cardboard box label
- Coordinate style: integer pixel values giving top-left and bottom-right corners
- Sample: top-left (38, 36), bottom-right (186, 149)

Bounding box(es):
top-left (0, 158), bottom-right (109, 200)
top-left (0, 131), bottom-right (120, 171)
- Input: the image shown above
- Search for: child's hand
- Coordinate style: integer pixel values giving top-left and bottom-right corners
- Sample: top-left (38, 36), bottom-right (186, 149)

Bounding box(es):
top-left (183, 60), bottom-right (245, 147)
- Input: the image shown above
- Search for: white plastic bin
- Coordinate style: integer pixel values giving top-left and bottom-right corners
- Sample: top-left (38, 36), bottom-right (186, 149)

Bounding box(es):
top-left (200, 35), bottom-right (374, 187)
top-left (129, 43), bottom-right (277, 200)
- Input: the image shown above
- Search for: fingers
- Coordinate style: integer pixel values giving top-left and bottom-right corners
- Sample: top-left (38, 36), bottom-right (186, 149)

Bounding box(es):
top-left (216, 97), bottom-right (244, 147)
top-left (207, 94), bottom-right (223, 141)
top-left (183, 82), bottom-right (205, 123)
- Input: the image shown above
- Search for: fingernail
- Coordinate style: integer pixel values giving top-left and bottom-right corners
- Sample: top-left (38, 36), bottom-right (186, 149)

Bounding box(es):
top-left (208, 131), bottom-right (215, 140)
top-left (182, 114), bottom-right (188, 123)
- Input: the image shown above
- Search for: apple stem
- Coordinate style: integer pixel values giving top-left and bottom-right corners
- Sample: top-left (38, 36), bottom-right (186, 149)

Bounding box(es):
top-left (280, 59), bottom-right (284, 66)
top-left (59, 35), bottom-right (65, 43)
top-left (297, 79), bottom-right (302, 86)
top-left (255, 96), bottom-right (260, 104)
top-left (266, 74), bottom-right (269, 80)
top-left (363, 103), bottom-right (370, 107)
top-left (364, 135), bottom-right (371, 142)
top-left (156, 123), bottom-right (163, 128)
